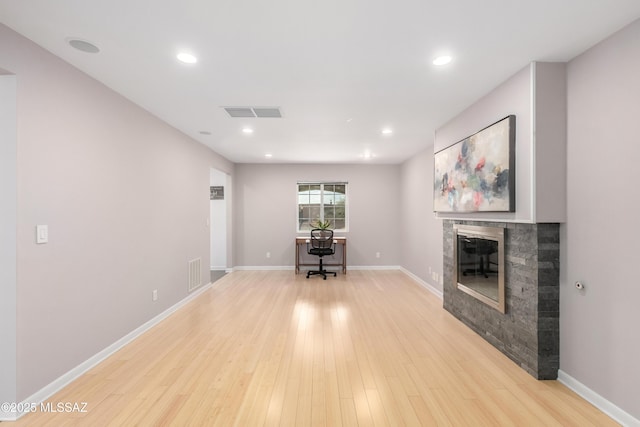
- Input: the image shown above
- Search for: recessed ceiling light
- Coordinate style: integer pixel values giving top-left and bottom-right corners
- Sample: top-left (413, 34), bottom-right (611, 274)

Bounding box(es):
top-left (242, 128), bottom-right (254, 134)
top-left (382, 128), bottom-right (393, 135)
top-left (265, 153), bottom-right (273, 158)
top-left (361, 152), bottom-right (376, 160)
top-left (177, 52), bottom-right (198, 64)
top-left (67, 38), bottom-right (100, 53)
top-left (433, 55), bottom-right (452, 66)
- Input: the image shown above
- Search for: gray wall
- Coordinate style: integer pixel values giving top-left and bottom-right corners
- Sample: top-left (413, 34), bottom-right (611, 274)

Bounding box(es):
top-left (563, 19), bottom-right (640, 419)
top-left (400, 146), bottom-right (443, 291)
top-left (0, 75), bottom-right (17, 411)
top-left (0, 24), bottom-right (234, 400)
top-left (534, 63), bottom-right (567, 223)
top-left (234, 163), bottom-right (401, 268)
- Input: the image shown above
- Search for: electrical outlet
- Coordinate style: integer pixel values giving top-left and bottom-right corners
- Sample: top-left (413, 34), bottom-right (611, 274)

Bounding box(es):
top-left (376, 252), bottom-right (381, 258)
top-left (152, 289), bottom-right (158, 301)
top-left (266, 252), bottom-right (271, 259)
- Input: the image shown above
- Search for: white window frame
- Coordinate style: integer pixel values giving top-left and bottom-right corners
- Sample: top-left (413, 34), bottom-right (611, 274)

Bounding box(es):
top-left (297, 182), bottom-right (348, 233)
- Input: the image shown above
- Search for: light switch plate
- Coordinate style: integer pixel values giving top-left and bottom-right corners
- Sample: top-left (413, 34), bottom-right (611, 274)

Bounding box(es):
top-left (36, 225), bottom-right (48, 244)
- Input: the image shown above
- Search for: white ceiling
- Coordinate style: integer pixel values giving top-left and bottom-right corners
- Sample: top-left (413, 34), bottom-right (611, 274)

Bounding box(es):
top-left (1, 1), bottom-right (640, 164)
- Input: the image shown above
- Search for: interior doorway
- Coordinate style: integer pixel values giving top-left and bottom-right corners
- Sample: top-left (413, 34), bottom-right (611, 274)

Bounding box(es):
top-left (210, 168), bottom-right (230, 283)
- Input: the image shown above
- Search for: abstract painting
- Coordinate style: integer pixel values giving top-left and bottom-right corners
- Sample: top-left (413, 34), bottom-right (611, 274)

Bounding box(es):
top-left (434, 115), bottom-right (515, 212)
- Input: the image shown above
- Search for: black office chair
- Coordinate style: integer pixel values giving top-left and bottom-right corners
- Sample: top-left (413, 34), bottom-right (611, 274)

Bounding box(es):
top-left (306, 229), bottom-right (337, 280)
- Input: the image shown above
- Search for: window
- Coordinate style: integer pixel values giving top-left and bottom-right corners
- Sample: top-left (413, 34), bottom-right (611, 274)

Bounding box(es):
top-left (297, 182), bottom-right (348, 232)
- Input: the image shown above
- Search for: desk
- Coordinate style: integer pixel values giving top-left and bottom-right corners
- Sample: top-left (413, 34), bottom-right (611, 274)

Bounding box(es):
top-left (295, 236), bottom-right (347, 274)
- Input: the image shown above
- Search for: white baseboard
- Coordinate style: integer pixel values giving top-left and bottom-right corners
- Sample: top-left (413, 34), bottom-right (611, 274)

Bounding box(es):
top-left (232, 265), bottom-right (401, 272)
top-left (8, 282), bottom-right (213, 421)
top-left (210, 265), bottom-right (226, 271)
top-left (400, 267), bottom-right (443, 299)
top-left (0, 409), bottom-right (17, 422)
top-left (233, 266), bottom-right (295, 271)
top-left (348, 265), bottom-right (401, 271)
top-left (557, 370), bottom-right (640, 426)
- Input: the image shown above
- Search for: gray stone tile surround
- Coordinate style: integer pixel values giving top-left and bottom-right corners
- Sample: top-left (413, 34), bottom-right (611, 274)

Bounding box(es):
top-left (443, 220), bottom-right (559, 379)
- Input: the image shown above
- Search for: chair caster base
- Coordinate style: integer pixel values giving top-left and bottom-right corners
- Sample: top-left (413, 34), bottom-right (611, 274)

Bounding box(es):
top-left (306, 270), bottom-right (337, 280)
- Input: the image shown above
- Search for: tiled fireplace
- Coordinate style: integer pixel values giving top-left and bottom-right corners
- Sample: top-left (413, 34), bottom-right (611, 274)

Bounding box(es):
top-left (443, 220), bottom-right (560, 380)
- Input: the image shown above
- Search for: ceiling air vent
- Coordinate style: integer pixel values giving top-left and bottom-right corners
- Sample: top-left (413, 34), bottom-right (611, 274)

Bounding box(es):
top-left (223, 106), bottom-right (282, 118)
top-left (253, 107), bottom-right (282, 118)
top-left (223, 107), bottom-right (256, 118)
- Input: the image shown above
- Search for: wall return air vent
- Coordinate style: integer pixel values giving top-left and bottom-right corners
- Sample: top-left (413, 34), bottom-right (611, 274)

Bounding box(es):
top-left (223, 106), bottom-right (282, 118)
top-left (188, 258), bottom-right (202, 292)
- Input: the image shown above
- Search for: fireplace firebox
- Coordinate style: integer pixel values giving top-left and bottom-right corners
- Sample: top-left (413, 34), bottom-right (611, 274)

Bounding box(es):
top-left (454, 224), bottom-right (505, 313)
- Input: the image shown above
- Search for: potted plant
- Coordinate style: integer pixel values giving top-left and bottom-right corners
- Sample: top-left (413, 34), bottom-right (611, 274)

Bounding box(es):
top-left (312, 219), bottom-right (332, 230)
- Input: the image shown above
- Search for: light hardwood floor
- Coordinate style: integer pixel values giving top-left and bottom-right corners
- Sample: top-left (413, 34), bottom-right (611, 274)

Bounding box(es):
top-left (13, 270), bottom-right (616, 426)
